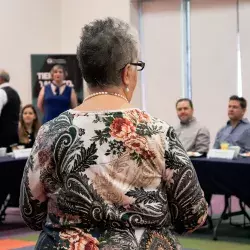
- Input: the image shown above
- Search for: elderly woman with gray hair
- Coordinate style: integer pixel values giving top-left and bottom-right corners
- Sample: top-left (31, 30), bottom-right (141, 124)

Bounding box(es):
top-left (20, 17), bottom-right (207, 249)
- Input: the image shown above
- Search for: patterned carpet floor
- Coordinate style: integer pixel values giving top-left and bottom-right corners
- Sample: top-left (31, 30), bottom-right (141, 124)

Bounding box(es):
top-left (0, 232), bottom-right (198, 250)
top-left (0, 228), bottom-right (249, 250)
top-left (0, 233), bottom-right (250, 250)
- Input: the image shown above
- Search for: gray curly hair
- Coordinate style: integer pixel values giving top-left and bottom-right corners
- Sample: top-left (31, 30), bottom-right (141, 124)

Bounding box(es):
top-left (77, 17), bottom-right (139, 88)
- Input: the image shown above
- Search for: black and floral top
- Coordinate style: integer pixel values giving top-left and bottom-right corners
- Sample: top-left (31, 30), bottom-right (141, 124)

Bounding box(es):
top-left (19, 130), bottom-right (35, 148)
top-left (20, 108), bottom-right (207, 250)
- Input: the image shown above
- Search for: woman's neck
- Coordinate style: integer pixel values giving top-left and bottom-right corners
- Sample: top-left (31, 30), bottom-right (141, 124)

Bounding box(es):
top-left (53, 80), bottom-right (63, 86)
top-left (88, 86), bottom-right (125, 96)
top-left (74, 86), bottom-right (133, 112)
top-left (25, 123), bottom-right (33, 133)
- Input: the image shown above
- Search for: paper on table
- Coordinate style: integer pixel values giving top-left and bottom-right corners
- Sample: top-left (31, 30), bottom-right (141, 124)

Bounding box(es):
top-left (13, 148), bottom-right (32, 159)
top-left (239, 152), bottom-right (250, 157)
top-left (187, 152), bottom-right (202, 157)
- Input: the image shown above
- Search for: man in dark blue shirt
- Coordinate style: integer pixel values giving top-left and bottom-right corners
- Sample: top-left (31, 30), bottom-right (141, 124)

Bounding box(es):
top-left (214, 95), bottom-right (250, 153)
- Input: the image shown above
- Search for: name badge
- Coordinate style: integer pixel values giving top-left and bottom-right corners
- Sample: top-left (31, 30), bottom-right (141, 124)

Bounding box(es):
top-left (13, 148), bottom-right (32, 159)
top-left (207, 149), bottom-right (235, 160)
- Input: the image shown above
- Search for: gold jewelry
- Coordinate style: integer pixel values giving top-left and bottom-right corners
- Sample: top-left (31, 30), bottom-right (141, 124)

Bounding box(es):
top-left (84, 91), bottom-right (129, 103)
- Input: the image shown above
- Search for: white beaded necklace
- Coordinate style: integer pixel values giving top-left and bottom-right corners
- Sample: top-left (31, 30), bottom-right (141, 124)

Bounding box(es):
top-left (83, 92), bottom-right (129, 103)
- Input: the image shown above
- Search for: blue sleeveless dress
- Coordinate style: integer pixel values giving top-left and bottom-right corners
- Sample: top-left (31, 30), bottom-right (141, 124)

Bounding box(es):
top-left (43, 84), bottom-right (71, 123)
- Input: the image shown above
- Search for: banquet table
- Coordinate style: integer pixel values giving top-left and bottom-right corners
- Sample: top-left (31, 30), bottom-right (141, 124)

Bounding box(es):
top-left (0, 156), bottom-right (27, 223)
top-left (0, 155), bottom-right (249, 240)
top-left (191, 157), bottom-right (250, 239)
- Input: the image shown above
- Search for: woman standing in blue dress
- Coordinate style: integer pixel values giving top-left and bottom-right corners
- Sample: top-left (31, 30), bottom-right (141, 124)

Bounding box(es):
top-left (37, 64), bottom-right (78, 123)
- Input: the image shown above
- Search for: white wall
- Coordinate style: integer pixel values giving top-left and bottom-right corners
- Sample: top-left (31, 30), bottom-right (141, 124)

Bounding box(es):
top-left (190, 0), bottom-right (238, 145)
top-left (141, 0), bottom-right (182, 125)
top-left (239, 0), bottom-right (250, 119)
top-left (0, 0), bottom-right (61, 105)
top-left (130, 0), bottom-right (140, 31)
top-left (61, 0), bottom-right (131, 53)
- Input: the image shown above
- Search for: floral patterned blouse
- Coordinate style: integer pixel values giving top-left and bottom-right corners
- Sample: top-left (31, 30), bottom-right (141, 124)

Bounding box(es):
top-left (20, 108), bottom-right (207, 250)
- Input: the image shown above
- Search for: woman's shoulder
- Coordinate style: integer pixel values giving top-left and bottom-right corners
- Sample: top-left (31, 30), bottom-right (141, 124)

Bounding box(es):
top-left (41, 111), bottom-right (74, 133)
top-left (136, 109), bottom-right (171, 129)
top-left (67, 108), bottom-right (171, 127)
top-left (43, 84), bottom-right (51, 93)
top-left (44, 83), bottom-right (51, 88)
top-left (121, 108), bottom-right (173, 138)
top-left (65, 84), bottom-right (74, 90)
top-left (59, 108), bottom-right (173, 136)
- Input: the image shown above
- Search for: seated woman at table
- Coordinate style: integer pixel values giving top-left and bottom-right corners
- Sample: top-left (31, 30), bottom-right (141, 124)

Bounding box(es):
top-left (19, 17), bottom-right (207, 250)
top-left (18, 104), bottom-right (40, 148)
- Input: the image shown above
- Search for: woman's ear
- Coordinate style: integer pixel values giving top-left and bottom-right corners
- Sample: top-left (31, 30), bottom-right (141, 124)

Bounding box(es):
top-left (121, 64), bottom-right (131, 87)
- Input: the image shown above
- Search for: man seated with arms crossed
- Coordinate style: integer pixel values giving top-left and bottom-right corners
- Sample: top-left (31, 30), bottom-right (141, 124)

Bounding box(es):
top-left (214, 95), bottom-right (250, 153)
top-left (175, 98), bottom-right (210, 154)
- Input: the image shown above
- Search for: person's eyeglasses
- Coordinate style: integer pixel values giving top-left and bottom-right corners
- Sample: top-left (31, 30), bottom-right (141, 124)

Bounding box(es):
top-left (130, 61), bottom-right (145, 71)
top-left (120, 61), bottom-right (145, 72)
